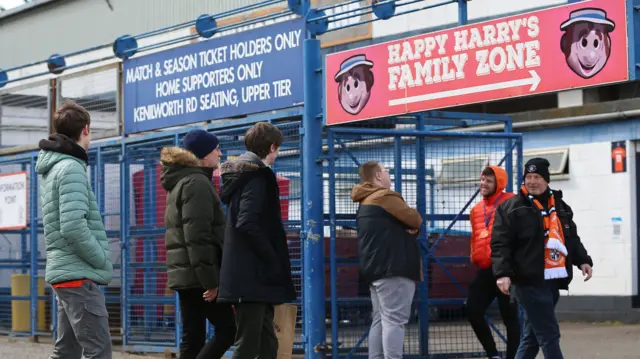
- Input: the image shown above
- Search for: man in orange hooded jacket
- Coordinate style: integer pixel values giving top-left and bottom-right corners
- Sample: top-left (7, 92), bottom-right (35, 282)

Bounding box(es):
top-left (467, 166), bottom-right (520, 359)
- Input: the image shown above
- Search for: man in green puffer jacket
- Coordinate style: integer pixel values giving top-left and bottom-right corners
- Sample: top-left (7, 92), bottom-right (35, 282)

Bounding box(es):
top-left (161, 129), bottom-right (236, 359)
top-left (35, 100), bottom-right (113, 359)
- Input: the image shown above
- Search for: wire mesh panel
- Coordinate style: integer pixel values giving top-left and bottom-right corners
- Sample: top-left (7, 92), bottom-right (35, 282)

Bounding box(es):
top-left (0, 154), bottom-right (51, 338)
top-left (326, 127), bottom-right (522, 358)
top-left (123, 135), bottom-right (177, 348)
top-left (0, 82), bottom-right (50, 147)
top-left (87, 143), bottom-right (124, 341)
top-left (58, 67), bottom-right (120, 139)
top-left (423, 134), bottom-right (519, 358)
top-left (120, 121), bottom-right (304, 351)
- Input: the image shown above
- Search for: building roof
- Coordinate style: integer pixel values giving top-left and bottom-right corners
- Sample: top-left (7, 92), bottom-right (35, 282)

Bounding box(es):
top-left (0, 0), bottom-right (62, 20)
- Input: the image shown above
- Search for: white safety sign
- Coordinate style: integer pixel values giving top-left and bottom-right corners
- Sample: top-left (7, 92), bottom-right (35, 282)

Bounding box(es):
top-left (0, 171), bottom-right (27, 230)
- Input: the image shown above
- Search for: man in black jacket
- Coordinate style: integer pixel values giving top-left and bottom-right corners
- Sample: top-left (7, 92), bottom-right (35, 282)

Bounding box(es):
top-left (160, 129), bottom-right (236, 359)
top-left (351, 161), bottom-right (423, 359)
top-left (491, 157), bottom-right (593, 359)
top-left (218, 122), bottom-right (296, 359)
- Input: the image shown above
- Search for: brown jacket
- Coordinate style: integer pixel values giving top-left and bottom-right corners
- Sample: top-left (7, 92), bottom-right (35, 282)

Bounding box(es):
top-left (351, 182), bottom-right (423, 229)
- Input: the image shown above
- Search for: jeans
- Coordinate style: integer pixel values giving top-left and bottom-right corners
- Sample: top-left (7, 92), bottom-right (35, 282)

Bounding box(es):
top-left (368, 277), bottom-right (416, 359)
top-left (177, 288), bottom-right (237, 359)
top-left (513, 281), bottom-right (562, 359)
top-left (231, 303), bottom-right (278, 359)
top-left (466, 269), bottom-right (521, 359)
top-left (49, 281), bottom-right (112, 359)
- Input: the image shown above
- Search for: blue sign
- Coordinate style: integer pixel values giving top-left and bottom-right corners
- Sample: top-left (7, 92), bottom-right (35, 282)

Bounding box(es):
top-left (123, 18), bottom-right (305, 134)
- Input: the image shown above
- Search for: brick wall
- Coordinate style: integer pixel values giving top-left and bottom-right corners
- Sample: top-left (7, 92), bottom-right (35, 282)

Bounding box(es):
top-left (551, 141), bottom-right (636, 296)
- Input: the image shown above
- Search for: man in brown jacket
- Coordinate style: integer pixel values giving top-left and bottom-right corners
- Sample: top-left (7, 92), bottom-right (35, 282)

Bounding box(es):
top-left (351, 160), bottom-right (423, 359)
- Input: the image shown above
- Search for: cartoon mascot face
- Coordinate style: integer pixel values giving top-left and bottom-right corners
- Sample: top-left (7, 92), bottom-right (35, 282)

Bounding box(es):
top-left (335, 55), bottom-right (375, 115)
top-left (560, 8), bottom-right (615, 79)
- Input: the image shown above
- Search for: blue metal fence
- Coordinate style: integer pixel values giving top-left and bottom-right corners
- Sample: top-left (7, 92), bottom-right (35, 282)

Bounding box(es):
top-left (0, 152), bottom-right (49, 338)
top-left (2, 0), bottom-right (625, 358)
top-left (80, 119), bottom-right (305, 352)
top-left (326, 116), bottom-right (523, 358)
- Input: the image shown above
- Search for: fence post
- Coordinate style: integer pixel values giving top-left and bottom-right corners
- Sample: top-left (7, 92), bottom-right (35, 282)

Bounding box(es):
top-left (505, 118), bottom-right (514, 192)
top-left (458, 0), bottom-right (468, 25)
top-left (517, 137), bottom-right (524, 188)
top-left (119, 140), bottom-right (129, 347)
top-left (48, 78), bottom-right (57, 135)
top-left (416, 115), bottom-right (429, 355)
top-left (302, 36), bottom-right (326, 357)
top-left (21, 163), bottom-right (28, 274)
top-left (29, 155), bottom-right (39, 339)
top-left (173, 133), bottom-right (182, 351)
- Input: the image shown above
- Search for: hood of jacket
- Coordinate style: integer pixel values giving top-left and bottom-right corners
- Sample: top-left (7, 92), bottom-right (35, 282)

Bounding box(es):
top-left (35, 134), bottom-right (89, 175)
top-left (483, 165), bottom-right (510, 204)
top-left (350, 182), bottom-right (389, 203)
top-left (219, 151), bottom-right (267, 204)
top-left (160, 146), bottom-right (214, 191)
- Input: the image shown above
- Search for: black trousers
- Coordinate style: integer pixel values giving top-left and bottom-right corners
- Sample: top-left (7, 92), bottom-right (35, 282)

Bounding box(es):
top-left (467, 268), bottom-right (521, 359)
top-left (231, 303), bottom-right (278, 359)
top-left (177, 288), bottom-right (237, 359)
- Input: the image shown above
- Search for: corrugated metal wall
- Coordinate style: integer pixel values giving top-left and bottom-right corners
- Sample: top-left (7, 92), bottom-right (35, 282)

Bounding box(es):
top-left (0, 0), bottom-right (263, 68)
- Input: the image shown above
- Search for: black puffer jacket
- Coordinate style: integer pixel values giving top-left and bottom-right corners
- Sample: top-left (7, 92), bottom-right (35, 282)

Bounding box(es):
top-left (160, 147), bottom-right (225, 291)
top-left (217, 152), bottom-right (296, 304)
top-left (491, 189), bottom-right (593, 290)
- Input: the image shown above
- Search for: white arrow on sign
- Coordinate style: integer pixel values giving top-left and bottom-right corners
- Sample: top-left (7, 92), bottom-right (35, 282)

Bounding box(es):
top-left (388, 70), bottom-right (541, 107)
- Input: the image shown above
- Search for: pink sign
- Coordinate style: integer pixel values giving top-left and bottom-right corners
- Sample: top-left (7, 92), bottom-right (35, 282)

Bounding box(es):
top-left (325, 0), bottom-right (629, 126)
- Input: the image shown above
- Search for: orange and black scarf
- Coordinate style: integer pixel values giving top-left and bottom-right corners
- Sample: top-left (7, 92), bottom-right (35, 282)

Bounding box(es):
top-left (521, 185), bottom-right (569, 280)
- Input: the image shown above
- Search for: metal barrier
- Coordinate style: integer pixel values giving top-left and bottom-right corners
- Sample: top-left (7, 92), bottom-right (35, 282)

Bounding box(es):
top-left (326, 115), bottom-right (523, 358)
top-left (0, 1), bottom-right (560, 358)
top-left (0, 150), bottom-right (50, 338)
top-left (56, 119), bottom-right (304, 352)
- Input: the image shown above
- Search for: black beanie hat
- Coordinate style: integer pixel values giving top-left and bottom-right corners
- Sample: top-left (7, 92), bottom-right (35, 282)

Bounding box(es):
top-left (182, 129), bottom-right (220, 159)
top-left (524, 157), bottom-right (551, 183)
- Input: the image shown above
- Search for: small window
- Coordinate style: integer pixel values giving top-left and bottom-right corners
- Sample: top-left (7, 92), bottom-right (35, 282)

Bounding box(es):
top-left (438, 155), bottom-right (489, 185)
top-left (522, 147), bottom-right (569, 180)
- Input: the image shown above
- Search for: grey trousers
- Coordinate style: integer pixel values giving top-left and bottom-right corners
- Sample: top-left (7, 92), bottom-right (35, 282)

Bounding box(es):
top-left (368, 277), bottom-right (416, 359)
top-left (50, 281), bottom-right (113, 359)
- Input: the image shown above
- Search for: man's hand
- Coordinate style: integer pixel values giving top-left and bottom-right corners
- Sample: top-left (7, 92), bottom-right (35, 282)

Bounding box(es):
top-left (580, 264), bottom-right (593, 282)
top-left (406, 229), bottom-right (419, 235)
top-left (203, 288), bottom-right (218, 302)
top-left (496, 277), bottom-right (511, 295)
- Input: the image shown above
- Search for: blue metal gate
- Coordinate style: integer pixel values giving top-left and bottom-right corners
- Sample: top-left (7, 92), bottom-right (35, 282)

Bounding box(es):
top-left (105, 120), bottom-right (306, 352)
top-left (0, 153), bottom-right (47, 338)
top-left (325, 112), bottom-right (523, 358)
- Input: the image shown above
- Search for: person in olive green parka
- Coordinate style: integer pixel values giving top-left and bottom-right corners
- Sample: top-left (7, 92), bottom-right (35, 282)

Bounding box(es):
top-left (161, 129), bottom-right (236, 359)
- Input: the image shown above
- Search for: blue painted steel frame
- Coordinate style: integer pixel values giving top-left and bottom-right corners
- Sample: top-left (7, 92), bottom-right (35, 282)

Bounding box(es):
top-left (29, 156), bottom-right (38, 337)
top-left (0, 0), bottom-right (636, 356)
top-left (302, 34), bottom-right (326, 358)
top-left (111, 111), bottom-right (303, 353)
top-left (416, 115), bottom-right (429, 355)
top-left (326, 123), bottom-right (522, 357)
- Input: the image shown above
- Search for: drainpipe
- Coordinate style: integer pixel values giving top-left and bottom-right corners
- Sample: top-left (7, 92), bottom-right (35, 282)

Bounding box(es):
top-left (452, 109), bottom-right (640, 132)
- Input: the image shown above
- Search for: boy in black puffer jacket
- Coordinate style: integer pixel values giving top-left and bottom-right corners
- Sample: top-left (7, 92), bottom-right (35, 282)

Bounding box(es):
top-left (218, 122), bottom-right (296, 359)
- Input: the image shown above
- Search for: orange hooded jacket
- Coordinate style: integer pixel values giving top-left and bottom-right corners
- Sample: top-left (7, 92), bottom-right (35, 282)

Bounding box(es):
top-left (470, 166), bottom-right (515, 269)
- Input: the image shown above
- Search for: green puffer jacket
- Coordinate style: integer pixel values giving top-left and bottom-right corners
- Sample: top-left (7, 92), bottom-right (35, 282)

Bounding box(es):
top-left (160, 146), bottom-right (225, 291)
top-left (35, 134), bottom-right (112, 285)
